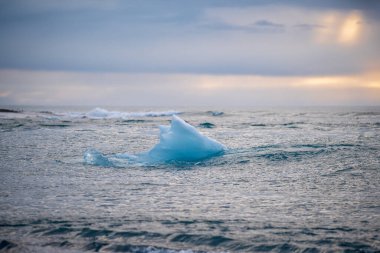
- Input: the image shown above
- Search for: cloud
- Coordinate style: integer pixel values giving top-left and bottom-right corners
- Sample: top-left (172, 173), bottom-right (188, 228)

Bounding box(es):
top-left (1, 69), bottom-right (379, 106)
top-left (201, 18), bottom-right (285, 33)
top-left (313, 11), bottom-right (365, 45)
top-left (0, 0), bottom-right (120, 15)
top-left (293, 24), bottom-right (325, 31)
top-left (254, 20), bottom-right (284, 28)
top-left (0, 1), bottom-right (379, 77)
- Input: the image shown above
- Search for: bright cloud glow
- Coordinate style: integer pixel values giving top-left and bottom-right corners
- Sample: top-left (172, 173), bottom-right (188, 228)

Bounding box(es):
top-left (316, 11), bottom-right (363, 45)
top-left (339, 12), bottom-right (362, 44)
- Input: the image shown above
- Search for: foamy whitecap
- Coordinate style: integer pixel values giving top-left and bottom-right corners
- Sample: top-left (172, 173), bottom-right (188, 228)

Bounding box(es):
top-left (0, 107), bottom-right (181, 120)
top-left (86, 107), bottom-right (180, 119)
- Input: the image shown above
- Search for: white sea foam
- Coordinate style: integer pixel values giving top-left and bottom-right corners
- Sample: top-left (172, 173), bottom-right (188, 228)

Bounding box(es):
top-left (0, 107), bottom-right (180, 120)
top-left (85, 107), bottom-right (180, 119)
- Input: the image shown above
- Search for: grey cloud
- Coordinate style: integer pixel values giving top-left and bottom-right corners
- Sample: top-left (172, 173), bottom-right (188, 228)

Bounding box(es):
top-left (293, 24), bottom-right (325, 31)
top-left (254, 20), bottom-right (283, 28)
top-left (200, 19), bottom-right (285, 33)
top-left (0, 0), bottom-right (378, 76)
top-left (251, 20), bottom-right (285, 32)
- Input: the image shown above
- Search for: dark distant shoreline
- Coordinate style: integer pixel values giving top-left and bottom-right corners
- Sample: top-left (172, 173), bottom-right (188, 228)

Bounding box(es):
top-left (0, 108), bottom-right (21, 113)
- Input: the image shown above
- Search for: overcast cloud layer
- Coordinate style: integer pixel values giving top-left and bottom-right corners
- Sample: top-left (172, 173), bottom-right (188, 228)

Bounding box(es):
top-left (0, 0), bottom-right (379, 106)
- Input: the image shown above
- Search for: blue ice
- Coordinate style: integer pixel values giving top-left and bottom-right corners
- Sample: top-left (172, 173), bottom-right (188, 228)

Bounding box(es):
top-left (84, 115), bottom-right (226, 166)
top-left (147, 115), bottom-right (226, 162)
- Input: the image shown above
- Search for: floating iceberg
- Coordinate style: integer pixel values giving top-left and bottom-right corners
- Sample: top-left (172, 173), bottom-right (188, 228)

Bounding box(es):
top-left (84, 115), bottom-right (226, 166)
top-left (147, 115), bottom-right (225, 162)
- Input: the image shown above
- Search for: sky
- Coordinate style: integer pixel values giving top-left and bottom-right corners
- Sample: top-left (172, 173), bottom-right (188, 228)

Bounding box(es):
top-left (0, 0), bottom-right (379, 106)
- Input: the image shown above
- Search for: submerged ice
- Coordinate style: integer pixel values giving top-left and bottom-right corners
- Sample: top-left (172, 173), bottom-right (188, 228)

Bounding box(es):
top-left (84, 115), bottom-right (226, 166)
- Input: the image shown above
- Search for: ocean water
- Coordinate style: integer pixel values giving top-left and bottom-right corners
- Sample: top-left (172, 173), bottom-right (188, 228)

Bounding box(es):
top-left (0, 106), bottom-right (379, 253)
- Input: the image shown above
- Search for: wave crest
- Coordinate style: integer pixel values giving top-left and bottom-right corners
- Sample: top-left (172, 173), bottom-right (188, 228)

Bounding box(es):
top-left (85, 107), bottom-right (180, 119)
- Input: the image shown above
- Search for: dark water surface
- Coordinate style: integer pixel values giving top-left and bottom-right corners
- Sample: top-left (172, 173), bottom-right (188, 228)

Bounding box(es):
top-left (0, 107), bottom-right (379, 252)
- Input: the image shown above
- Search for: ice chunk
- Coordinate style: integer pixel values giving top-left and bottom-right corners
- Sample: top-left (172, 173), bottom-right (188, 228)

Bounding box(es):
top-left (84, 115), bottom-right (226, 166)
top-left (84, 149), bottom-right (113, 167)
top-left (147, 115), bottom-right (225, 162)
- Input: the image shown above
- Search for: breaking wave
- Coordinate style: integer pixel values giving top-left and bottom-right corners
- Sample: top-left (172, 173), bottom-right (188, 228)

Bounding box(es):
top-left (84, 107), bottom-right (180, 119)
top-left (0, 107), bottom-right (181, 120)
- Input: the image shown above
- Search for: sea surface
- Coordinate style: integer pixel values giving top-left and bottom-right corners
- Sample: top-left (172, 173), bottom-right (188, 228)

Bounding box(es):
top-left (0, 106), bottom-right (379, 253)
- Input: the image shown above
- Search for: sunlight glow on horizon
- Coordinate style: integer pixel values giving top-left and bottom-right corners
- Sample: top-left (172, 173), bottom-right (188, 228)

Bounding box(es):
top-left (197, 73), bottom-right (380, 90)
top-left (0, 69), bottom-right (379, 106)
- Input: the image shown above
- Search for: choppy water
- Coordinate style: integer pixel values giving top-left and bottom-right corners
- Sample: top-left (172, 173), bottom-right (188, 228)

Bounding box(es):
top-left (0, 106), bottom-right (379, 252)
